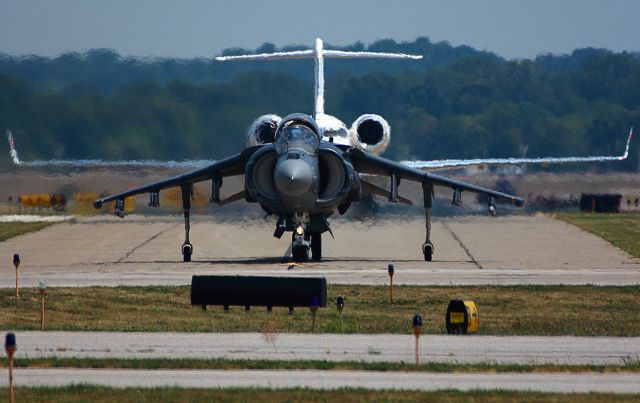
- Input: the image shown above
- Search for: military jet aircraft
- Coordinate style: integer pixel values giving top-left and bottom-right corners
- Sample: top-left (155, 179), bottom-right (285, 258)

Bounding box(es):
top-left (9, 38), bottom-right (632, 263)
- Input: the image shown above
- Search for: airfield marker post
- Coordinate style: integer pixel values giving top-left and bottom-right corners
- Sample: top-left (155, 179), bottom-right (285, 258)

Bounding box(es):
top-left (12, 254), bottom-right (20, 298)
top-left (5, 332), bottom-right (16, 403)
top-left (310, 296), bottom-right (319, 333)
top-left (412, 314), bottom-right (423, 365)
top-left (38, 280), bottom-right (47, 331)
top-left (387, 264), bottom-right (394, 304)
top-left (336, 296), bottom-right (344, 333)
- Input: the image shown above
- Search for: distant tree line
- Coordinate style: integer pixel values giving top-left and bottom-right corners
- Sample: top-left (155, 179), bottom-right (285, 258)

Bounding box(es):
top-left (0, 38), bottom-right (638, 171)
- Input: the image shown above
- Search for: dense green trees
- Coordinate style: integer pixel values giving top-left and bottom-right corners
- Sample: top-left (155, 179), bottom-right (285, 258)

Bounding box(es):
top-left (0, 38), bottom-right (638, 171)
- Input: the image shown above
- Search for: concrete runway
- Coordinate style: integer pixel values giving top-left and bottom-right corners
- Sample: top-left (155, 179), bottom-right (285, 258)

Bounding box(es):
top-left (0, 214), bottom-right (639, 287)
top-left (11, 331), bottom-right (640, 366)
top-left (3, 368), bottom-right (640, 393)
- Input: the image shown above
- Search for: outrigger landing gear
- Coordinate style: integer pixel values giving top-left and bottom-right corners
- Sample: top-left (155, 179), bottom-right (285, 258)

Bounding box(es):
top-left (422, 182), bottom-right (434, 262)
top-left (181, 184), bottom-right (193, 262)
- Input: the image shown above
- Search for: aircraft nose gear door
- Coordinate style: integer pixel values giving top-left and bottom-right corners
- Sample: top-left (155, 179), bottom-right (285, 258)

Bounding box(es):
top-left (181, 184), bottom-right (193, 262)
top-left (422, 182), bottom-right (434, 261)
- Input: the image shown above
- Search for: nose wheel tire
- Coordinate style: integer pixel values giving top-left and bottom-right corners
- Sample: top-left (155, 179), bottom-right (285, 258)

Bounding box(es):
top-left (292, 245), bottom-right (309, 262)
top-left (182, 243), bottom-right (193, 262)
top-left (422, 242), bottom-right (434, 262)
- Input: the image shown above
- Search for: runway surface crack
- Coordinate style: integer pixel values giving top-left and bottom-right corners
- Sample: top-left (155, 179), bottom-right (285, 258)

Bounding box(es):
top-left (116, 224), bottom-right (178, 263)
top-left (442, 222), bottom-right (483, 270)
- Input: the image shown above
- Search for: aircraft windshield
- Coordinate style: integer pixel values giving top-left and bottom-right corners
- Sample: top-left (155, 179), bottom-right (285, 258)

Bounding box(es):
top-left (276, 124), bottom-right (319, 154)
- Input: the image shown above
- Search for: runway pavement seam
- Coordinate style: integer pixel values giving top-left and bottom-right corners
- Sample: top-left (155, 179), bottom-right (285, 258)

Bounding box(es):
top-left (442, 222), bottom-right (483, 270)
top-left (116, 224), bottom-right (179, 263)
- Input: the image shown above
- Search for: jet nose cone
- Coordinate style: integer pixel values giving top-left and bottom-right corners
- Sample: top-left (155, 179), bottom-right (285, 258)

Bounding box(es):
top-left (274, 159), bottom-right (313, 197)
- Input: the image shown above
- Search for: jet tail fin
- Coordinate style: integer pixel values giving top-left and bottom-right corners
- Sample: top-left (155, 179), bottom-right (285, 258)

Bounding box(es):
top-left (216, 38), bottom-right (422, 118)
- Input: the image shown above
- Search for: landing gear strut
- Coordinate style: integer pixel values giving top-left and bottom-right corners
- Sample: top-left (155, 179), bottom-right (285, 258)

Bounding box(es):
top-left (310, 232), bottom-right (322, 261)
top-left (181, 184), bottom-right (193, 262)
top-left (422, 182), bottom-right (434, 262)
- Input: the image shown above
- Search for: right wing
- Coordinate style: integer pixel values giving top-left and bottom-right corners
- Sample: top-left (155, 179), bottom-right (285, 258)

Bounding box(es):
top-left (348, 148), bottom-right (524, 206)
top-left (93, 146), bottom-right (262, 209)
top-left (401, 128), bottom-right (633, 170)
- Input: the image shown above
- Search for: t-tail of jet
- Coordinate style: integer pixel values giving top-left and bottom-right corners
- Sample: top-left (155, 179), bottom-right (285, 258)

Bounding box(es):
top-left (216, 38), bottom-right (422, 120)
top-left (217, 38), bottom-right (422, 155)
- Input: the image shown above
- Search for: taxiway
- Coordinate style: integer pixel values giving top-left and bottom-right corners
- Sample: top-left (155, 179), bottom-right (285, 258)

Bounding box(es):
top-left (0, 214), bottom-right (638, 287)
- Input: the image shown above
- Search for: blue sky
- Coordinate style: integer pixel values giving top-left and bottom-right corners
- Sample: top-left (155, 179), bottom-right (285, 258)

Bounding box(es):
top-left (1, 0), bottom-right (639, 59)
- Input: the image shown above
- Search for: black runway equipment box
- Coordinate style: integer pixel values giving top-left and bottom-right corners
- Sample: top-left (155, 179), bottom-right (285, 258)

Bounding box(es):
top-left (191, 275), bottom-right (327, 311)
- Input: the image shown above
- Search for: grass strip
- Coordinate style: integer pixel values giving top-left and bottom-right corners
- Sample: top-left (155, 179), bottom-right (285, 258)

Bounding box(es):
top-left (11, 357), bottom-right (640, 373)
top-left (555, 212), bottom-right (640, 258)
top-left (2, 284), bottom-right (640, 335)
top-left (1, 385), bottom-right (638, 402)
top-left (0, 222), bottom-right (55, 242)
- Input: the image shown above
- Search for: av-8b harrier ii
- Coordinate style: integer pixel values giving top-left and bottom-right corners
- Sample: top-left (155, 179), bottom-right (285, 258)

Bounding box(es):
top-left (91, 39), bottom-right (632, 262)
top-left (10, 38), bottom-right (631, 263)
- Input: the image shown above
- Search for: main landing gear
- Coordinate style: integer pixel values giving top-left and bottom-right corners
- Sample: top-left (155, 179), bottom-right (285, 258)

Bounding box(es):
top-left (181, 184), bottom-right (193, 262)
top-left (422, 182), bottom-right (434, 262)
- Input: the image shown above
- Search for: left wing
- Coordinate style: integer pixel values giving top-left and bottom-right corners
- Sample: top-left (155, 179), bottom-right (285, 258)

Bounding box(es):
top-left (401, 128), bottom-right (633, 170)
top-left (93, 146), bottom-right (261, 209)
top-left (348, 148), bottom-right (524, 206)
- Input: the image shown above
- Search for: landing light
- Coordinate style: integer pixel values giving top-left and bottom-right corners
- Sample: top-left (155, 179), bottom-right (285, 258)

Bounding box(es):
top-left (295, 226), bottom-right (304, 235)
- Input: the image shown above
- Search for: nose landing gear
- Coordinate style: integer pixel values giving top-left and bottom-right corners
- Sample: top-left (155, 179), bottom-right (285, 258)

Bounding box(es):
top-left (291, 226), bottom-right (322, 263)
top-left (291, 228), bottom-right (310, 262)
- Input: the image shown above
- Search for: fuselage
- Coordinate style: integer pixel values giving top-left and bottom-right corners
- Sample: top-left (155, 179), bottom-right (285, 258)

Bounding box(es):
top-left (244, 114), bottom-right (360, 233)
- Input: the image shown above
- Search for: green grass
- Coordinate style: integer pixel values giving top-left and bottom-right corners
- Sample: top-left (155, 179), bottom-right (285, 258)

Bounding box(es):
top-left (11, 357), bottom-right (640, 373)
top-left (0, 222), bottom-right (55, 242)
top-left (556, 213), bottom-right (640, 258)
top-left (2, 284), bottom-right (640, 335)
top-left (2, 386), bottom-right (639, 403)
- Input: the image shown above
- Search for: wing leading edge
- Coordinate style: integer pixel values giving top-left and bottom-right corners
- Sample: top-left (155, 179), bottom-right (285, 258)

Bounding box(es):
top-left (93, 146), bottom-right (262, 209)
top-left (401, 128), bottom-right (633, 170)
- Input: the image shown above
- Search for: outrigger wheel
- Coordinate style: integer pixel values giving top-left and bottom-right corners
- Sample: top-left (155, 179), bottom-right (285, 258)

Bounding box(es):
top-left (422, 242), bottom-right (434, 262)
top-left (182, 242), bottom-right (193, 262)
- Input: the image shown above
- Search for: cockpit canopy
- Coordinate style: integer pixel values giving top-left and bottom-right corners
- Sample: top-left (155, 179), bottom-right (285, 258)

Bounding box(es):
top-left (275, 114), bottom-right (321, 154)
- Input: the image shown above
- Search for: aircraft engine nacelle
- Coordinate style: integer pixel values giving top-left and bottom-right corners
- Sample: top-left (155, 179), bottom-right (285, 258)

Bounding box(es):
top-left (246, 114), bottom-right (281, 146)
top-left (348, 114), bottom-right (391, 155)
